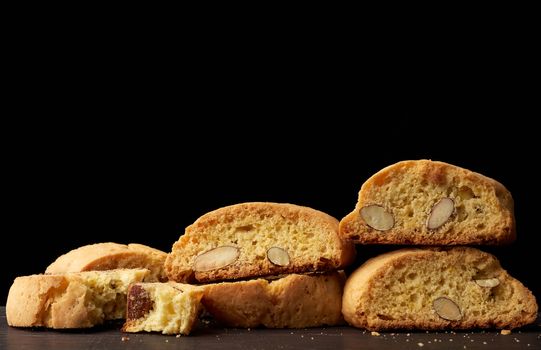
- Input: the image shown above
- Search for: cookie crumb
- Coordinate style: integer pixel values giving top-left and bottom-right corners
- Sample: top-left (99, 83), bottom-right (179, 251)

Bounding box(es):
top-left (371, 331), bottom-right (380, 336)
top-left (417, 342), bottom-right (424, 347)
top-left (121, 336), bottom-right (129, 342)
top-left (501, 329), bottom-right (511, 335)
top-left (176, 335), bottom-right (181, 338)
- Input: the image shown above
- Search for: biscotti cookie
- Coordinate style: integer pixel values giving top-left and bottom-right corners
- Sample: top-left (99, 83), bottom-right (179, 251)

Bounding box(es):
top-left (342, 247), bottom-right (537, 331)
top-left (339, 160), bottom-right (515, 245)
top-left (6, 269), bottom-right (149, 328)
top-left (123, 282), bottom-right (204, 335)
top-left (46, 242), bottom-right (167, 281)
top-left (165, 202), bottom-right (355, 283)
top-left (202, 272), bottom-right (345, 328)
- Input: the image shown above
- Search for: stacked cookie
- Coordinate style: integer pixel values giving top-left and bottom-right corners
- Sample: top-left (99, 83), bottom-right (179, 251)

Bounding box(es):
top-left (123, 202), bottom-right (356, 334)
top-left (338, 160), bottom-right (538, 330)
top-left (6, 243), bottom-right (168, 329)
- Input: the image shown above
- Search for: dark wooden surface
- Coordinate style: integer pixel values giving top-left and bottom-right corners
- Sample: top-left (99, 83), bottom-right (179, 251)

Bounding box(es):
top-left (1, 307), bottom-right (540, 350)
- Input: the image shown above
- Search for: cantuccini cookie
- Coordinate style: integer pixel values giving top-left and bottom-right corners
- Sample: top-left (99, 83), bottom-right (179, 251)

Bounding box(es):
top-left (46, 242), bottom-right (167, 281)
top-left (342, 247), bottom-right (537, 331)
top-left (202, 272), bottom-right (345, 328)
top-left (340, 160), bottom-right (515, 245)
top-left (7, 269), bottom-right (149, 328)
top-left (165, 202), bottom-right (355, 283)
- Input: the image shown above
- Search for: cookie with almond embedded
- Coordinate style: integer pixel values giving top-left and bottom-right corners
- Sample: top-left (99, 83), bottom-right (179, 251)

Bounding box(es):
top-left (339, 160), bottom-right (515, 245)
top-left (165, 202), bottom-right (355, 283)
top-left (342, 247), bottom-right (537, 330)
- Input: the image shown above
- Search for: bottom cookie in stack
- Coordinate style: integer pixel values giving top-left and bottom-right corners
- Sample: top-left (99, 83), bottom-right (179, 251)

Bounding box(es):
top-left (123, 271), bottom-right (346, 335)
top-left (202, 272), bottom-right (345, 328)
top-left (342, 247), bottom-right (538, 331)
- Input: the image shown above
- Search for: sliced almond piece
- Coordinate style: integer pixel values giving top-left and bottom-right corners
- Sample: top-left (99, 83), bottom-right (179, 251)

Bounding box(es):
top-left (267, 247), bottom-right (290, 266)
top-left (360, 205), bottom-right (394, 231)
top-left (474, 278), bottom-right (500, 288)
top-left (427, 197), bottom-right (455, 229)
top-left (433, 297), bottom-right (462, 321)
top-left (193, 246), bottom-right (239, 272)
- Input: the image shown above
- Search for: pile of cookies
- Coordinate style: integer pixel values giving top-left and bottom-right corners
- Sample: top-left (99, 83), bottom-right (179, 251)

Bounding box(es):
top-left (5, 160), bottom-right (538, 335)
top-left (339, 160), bottom-right (537, 330)
top-left (126, 203), bottom-right (356, 334)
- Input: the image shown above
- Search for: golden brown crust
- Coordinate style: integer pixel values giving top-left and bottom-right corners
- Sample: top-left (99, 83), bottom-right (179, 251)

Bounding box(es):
top-left (202, 272), bottom-right (346, 328)
top-left (342, 247), bottom-right (537, 330)
top-left (165, 202), bottom-right (355, 283)
top-left (46, 242), bottom-right (167, 281)
top-left (339, 160), bottom-right (516, 245)
top-left (6, 269), bottom-right (149, 328)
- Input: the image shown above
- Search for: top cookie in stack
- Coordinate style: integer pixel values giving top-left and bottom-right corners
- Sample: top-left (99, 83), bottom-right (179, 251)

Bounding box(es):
top-left (165, 202), bottom-right (356, 283)
top-left (339, 160), bottom-right (515, 245)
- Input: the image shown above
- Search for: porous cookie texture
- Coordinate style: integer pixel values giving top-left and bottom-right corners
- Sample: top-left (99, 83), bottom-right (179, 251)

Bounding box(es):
top-left (165, 202), bottom-right (355, 283)
top-left (339, 160), bottom-right (515, 245)
top-left (202, 272), bottom-right (345, 328)
top-left (46, 242), bottom-right (167, 282)
top-left (123, 282), bottom-right (204, 335)
top-left (342, 247), bottom-right (537, 330)
top-left (6, 269), bottom-right (149, 328)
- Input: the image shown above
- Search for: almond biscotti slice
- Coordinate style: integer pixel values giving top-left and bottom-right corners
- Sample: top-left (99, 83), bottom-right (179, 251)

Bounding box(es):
top-left (342, 247), bottom-right (537, 331)
top-left (6, 269), bottom-right (149, 328)
top-left (202, 272), bottom-right (345, 328)
top-left (165, 202), bottom-right (355, 283)
top-left (339, 160), bottom-right (515, 245)
top-left (123, 282), bottom-right (204, 335)
top-left (46, 242), bottom-right (167, 281)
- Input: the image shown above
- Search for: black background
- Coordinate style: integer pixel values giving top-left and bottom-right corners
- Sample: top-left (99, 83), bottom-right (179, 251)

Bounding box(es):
top-left (2, 23), bottom-right (539, 305)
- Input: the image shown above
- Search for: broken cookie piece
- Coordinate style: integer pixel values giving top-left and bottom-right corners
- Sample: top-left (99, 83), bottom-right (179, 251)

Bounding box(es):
top-left (123, 282), bottom-right (204, 335)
